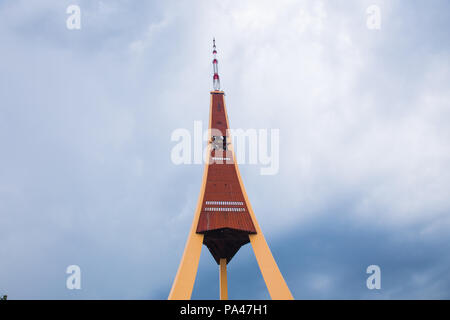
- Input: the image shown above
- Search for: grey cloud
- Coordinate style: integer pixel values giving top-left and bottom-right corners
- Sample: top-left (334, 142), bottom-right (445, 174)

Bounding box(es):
top-left (1, 0), bottom-right (450, 299)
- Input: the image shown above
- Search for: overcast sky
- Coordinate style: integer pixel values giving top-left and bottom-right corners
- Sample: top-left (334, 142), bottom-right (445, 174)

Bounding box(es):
top-left (1, 0), bottom-right (450, 299)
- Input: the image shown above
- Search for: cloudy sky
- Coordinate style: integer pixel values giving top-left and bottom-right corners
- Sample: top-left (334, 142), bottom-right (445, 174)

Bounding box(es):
top-left (1, 0), bottom-right (450, 299)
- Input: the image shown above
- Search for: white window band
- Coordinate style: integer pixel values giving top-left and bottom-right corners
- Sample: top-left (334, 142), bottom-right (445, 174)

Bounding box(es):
top-left (211, 157), bottom-right (231, 161)
top-left (205, 201), bottom-right (244, 206)
top-left (204, 207), bottom-right (246, 212)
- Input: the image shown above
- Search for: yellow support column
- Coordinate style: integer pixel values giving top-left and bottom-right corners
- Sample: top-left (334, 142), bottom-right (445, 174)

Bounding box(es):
top-left (168, 94), bottom-right (214, 300)
top-left (168, 231), bottom-right (204, 300)
top-left (222, 97), bottom-right (294, 300)
top-left (219, 259), bottom-right (228, 300)
top-left (168, 167), bottom-right (208, 300)
top-left (248, 233), bottom-right (293, 300)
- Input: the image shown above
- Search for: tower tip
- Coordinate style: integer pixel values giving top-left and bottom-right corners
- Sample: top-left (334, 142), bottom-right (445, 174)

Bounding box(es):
top-left (212, 39), bottom-right (220, 91)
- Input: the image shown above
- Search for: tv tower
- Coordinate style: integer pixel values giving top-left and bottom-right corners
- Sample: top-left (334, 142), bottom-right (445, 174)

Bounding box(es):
top-left (169, 39), bottom-right (293, 300)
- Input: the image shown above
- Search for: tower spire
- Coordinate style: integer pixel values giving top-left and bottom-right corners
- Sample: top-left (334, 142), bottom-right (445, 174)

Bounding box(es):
top-left (212, 38), bottom-right (220, 91)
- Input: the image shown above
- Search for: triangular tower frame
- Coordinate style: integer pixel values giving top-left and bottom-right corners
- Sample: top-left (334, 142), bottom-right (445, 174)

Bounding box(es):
top-left (168, 40), bottom-right (293, 300)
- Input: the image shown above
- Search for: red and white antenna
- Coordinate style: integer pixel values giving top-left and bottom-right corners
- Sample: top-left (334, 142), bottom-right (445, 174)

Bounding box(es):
top-left (212, 38), bottom-right (220, 91)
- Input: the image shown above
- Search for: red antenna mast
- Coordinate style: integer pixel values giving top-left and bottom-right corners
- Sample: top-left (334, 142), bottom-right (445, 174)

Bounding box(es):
top-left (212, 38), bottom-right (221, 91)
